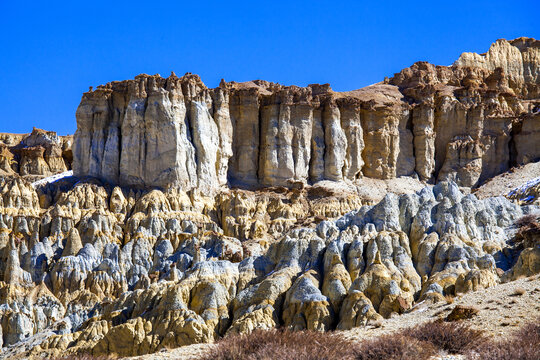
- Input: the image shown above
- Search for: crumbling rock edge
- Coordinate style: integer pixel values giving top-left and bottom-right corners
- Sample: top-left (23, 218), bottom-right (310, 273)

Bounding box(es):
top-left (74, 37), bottom-right (540, 191)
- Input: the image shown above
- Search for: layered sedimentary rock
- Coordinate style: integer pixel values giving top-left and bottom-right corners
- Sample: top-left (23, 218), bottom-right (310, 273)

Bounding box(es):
top-left (0, 128), bottom-right (72, 179)
top-left (74, 38), bottom-right (539, 190)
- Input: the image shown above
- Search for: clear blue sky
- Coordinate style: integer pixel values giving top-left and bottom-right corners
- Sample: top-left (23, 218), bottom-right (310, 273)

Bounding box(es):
top-left (0, 0), bottom-right (538, 135)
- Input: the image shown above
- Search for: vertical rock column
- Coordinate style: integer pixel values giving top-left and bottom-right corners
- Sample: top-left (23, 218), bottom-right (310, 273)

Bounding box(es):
top-left (259, 87), bottom-right (314, 186)
top-left (73, 88), bottom-right (113, 179)
top-left (289, 90), bottom-right (314, 183)
top-left (412, 102), bottom-right (436, 181)
top-left (338, 98), bottom-right (364, 180)
top-left (229, 88), bottom-right (260, 186)
top-left (323, 100), bottom-right (347, 181)
top-left (360, 102), bottom-right (403, 179)
top-left (212, 84), bottom-right (234, 186)
top-left (119, 77), bottom-right (150, 187)
top-left (309, 97), bottom-right (325, 182)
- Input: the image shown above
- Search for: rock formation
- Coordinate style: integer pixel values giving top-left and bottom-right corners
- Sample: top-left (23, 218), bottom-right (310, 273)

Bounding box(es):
top-left (0, 37), bottom-right (539, 359)
top-left (0, 128), bottom-right (72, 179)
top-left (0, 176), bottom-right (536, 359)
top-left (74, 38), bottom-right (539, 190)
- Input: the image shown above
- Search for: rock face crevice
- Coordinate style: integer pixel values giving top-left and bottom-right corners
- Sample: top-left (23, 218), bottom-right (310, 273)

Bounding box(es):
top-left (73, 38), bottom-right (540, 191)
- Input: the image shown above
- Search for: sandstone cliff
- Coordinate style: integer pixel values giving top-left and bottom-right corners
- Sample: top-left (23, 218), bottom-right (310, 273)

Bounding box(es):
top-left (74, 37), bottom-right (539, 190)
top-left (0, 38), bottom-right (539, 359)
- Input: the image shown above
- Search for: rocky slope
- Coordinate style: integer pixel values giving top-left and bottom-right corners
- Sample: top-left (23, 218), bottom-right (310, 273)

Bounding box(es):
top-left (115, 275), bottom-right (540, 360)
top-left (0, 179), bottom-right (538, 359)
top-left (0, 37), bottom-right (539, 359)
top-left (0, 128), bottom-right (73, 180)
top-left (74, 37), bottom-right (539, 190)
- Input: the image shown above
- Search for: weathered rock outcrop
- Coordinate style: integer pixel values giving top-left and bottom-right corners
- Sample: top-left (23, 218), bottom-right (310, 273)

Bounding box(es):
top-left (1, 38), bottom-right (540, 359)
top-left (0, 128), bottom-right (72, 179)
top-left (0, 176), bottom-right (536, 359)
top-left (74, 38), bottom-right (539, 190)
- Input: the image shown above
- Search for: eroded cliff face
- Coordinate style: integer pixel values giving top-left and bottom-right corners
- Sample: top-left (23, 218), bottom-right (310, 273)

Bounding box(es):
top-left (74, 37), bottom-right (539, 190)
top-left (0, 128), bottom-right (72, 179)
top-left (1, 38), bottom-right (540, 359)
top-left (0, 176), bottom-right (537, 359)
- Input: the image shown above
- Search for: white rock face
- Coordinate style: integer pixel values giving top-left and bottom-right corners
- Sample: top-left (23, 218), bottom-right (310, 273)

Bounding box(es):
top-left (74, 74), bottom-right (215, 190)
top-left (73, 38), bottom-right (540, 191)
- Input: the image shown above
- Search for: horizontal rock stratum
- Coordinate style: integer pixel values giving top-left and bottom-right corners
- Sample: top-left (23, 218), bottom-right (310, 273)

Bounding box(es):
top-left (74, 37), bottom-right (540, 190)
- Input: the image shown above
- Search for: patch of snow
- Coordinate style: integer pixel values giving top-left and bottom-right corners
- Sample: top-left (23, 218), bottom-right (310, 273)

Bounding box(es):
top-left (507, 176), bottom-right (540, 197)
top-left (31, 170), bottom-right (73, 188)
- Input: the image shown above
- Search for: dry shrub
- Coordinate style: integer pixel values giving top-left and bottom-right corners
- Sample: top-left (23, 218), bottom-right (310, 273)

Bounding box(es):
top-left (307, 185), bottom-right (335, 199)
top-left (201, 329), bottom-right (355, 360)
top-left (354, 333), bottom-right (435, 360)
top-left (54, 355), bottom-right (110, 360)
top-left (202, 319), bottom-right (537, 360)
top-left (468, 319), bottom-right (540, 360)
top-left (407, 321), bottom-right (484, 354)
top-left (515, 214), bottom-right (538, 228)
top-left (445, 305), bottom-right (479, 321)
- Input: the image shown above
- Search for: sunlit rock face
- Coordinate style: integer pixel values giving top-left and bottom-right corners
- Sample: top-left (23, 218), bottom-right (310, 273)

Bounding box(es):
top-left (73, 38), bottom-right (539, 191)
top-left (0, 176), bottom-right (537, 359)
top-left (1, 37), bottom-right (540, 359)
top-left (0, 128), bottom-right (72, 179)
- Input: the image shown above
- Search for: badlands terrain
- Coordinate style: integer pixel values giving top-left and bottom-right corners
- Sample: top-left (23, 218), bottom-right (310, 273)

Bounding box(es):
top-left (0, 37), bottom-right (539, 359)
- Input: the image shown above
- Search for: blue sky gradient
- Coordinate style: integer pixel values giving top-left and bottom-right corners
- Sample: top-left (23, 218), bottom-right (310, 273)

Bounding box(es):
top-left (0, 0), bottom-right (538, 135)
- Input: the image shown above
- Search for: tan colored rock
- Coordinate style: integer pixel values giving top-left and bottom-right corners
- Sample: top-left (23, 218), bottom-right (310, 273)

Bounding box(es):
top-left (337, 291), bottom-right (383, 330)
top-left (62, 228), bottom-right (82, 257)
top-left (455, 269), bottom-right (499, 294)
top-left (515, 112), bottom-right (540, 165)
top-left (282, 270), bottom-right (333, 331)
top-left (0, 128), bottom-right (72, 178)
top-left (349, 255), bottom-right (414, 318)
top-left (2, 37), bottom-right (540, 360)
top-left (438, 136), bottom-right (484, 187)
top-left (72, 38), bottom-right (539, 192)
top-left (455, 38), bottom-right (540, 97)
top-left (0, 144), bottom-right (15, 175)
top-left (412, 103), bottom-right (436, 180)
top-left (502, 247), bottom-right (540, 281)
top-left (19, 146), bottom-right (50, 176)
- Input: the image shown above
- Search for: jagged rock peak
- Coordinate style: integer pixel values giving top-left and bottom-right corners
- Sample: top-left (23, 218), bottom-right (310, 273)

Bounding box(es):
top-left (453, 37), bottom-right (540, 98)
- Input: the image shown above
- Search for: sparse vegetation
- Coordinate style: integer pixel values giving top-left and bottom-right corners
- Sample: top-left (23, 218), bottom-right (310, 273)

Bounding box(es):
top-left (202, 318), bottom-right (540, 360)
top-left (445, 305), bottom-right (480, 321)
top-left (354, 333), bottom-right (436, 360)
top-left (467, 318), bottom-right (540, 360)
top-left (513, 214), bottom-right (540, 247)
top-left (54, 355), bottom-right (110, 360)
top-left (200, 329), bottom-right (355, 360)
top-left (408, 321), bottom-right (485, 354)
